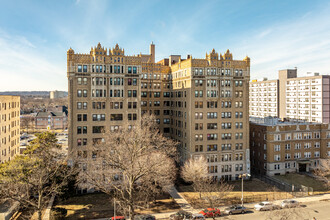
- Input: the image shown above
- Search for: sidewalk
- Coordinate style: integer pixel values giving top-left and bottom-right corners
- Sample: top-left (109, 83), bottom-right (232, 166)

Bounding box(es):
top-left (154, 191), bottom-right (330, 219)
top-left (168, 186), bottom-right (194, 212)
top-left (237, 192), bottom-right (330, 209)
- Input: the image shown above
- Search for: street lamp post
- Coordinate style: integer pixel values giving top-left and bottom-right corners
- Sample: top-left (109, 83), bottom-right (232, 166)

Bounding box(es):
top-left (239, 173), bottom-right (251, 206)
top-left (114, 198), bottom-right (116, 219)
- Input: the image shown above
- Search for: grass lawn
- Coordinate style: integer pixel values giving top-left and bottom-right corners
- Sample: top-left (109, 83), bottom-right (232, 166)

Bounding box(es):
top-left (177, 178), bottom-right (282, 193)
top-left (177, 178), bottom-right (292, 208)
top-left (273, 173), bottom-right (330, 193)
top-left (53, 193), bottom-right (180, 219)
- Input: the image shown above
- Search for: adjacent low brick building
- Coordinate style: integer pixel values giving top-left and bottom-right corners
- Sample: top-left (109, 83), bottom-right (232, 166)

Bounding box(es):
top-left (35, 111), bottom-right (68, 130)
top-left (250, 117), bottom-right (330, 176)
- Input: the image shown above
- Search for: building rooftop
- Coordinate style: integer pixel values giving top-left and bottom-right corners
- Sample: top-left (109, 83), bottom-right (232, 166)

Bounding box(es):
top-left (36, 111), bottom-right (64, 117)
top-left (249, 116), bottom-right (320, 126)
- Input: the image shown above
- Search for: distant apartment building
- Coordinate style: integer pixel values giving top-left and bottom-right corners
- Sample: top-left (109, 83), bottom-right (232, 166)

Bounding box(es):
top-left (249, 78), bottom-right (279, 118)
top-left (50, 90), bottom-right (67, 99)
top-left (0, 95), bottom-right (20, 163)
top-left (67, 43), bottom-right (251, 181)
top-left (35, 111), bottom-right (68, 130)
top-left (249, 69), bottom-right (330, 123)
top-left (250, 117), bottom-right (330, 176)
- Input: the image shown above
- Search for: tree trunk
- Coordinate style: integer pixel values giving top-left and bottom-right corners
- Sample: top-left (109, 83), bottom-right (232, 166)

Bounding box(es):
top-left (38, 209), bottom-right (42, 220)
top-left (129, 203), bottom-right (135, 220)
top-left (38, 189), bottom-right (42, 220)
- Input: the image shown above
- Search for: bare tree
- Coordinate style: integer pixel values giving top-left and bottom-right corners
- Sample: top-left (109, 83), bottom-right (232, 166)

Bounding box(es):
top-left (181, 156), bottom-right (209, 199)
top-left (20, 116), bottom-right (34, 133)
top-left (202, 180), bottom-right (234, 207)
top-left (181, 156), bottom-right (233, 207)
top-left (313, 158), bottom-right (330, 189)
top-left (0, 132), bottom-right (76, 220)
top-left (76, 115), bottom-right (177, 219)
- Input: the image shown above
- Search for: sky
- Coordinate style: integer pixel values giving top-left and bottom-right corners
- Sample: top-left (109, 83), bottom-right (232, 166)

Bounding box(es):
top-left (1, 0), bottom-right (330, 91)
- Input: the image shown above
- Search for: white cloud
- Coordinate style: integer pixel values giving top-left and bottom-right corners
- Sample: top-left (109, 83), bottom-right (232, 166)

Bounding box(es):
top-left (232, 5), bottom-right (330, 80)
top-left (0, 30), bottom-right (66, 91)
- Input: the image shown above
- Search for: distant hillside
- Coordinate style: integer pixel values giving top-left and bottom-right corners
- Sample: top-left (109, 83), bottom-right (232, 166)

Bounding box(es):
top-left (0, 91), bottom-right (68, 97)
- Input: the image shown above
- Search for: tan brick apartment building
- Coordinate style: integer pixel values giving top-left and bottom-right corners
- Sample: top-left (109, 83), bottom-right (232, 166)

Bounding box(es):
top-left (0, 95), bottom-right (20, 163)
top-left (250, 117), bottom-right (330, 176)
top-left (249, 69), bottom-right (330, 123)
top-left (67, 43), bottom-right (251, 181)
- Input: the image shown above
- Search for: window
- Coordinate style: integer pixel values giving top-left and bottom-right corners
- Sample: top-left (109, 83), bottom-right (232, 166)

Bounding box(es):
top-left (77, 90), bottom-right (82, 97)
top-left (128, 113), bottom-right (137, 121)
top-left (83, 90), bottom-right (88, 97)
top-left (92, 114), bottom-right (105, 121)
top-left (285, 153), bottom-right (291, 160)
top-left (315, 142), bottom-right (320, 148)
top-left (207, 123), bottom-right (217, 130)
top-left (304, 152), bottom-right (311, 158)
top-left (93, 102), bottom-right (105, 109)
top-left (274, 155), bottom-right (281, 161)
top-left (207, 145), bottom-right (217, 151)
top-left (221, 112), bottom-right (231, 118)
top-left (110, 114), bottom-right (123, 121)
top-left (286, 134), bottom-right (291, 140)
top-left (78, 65), bottom-right (82, 72)
top-left (304, 143), bottom-right (311, 149)
top-left (294, 152), bottom-right (301, 159)
top-left (207, 134), bottom-right (218, 140)
top-left (221, 133), bottom-right (232, 140)
top-left (207, 112), bottom-right (217, 119)
top-left (163, 118), bottom-right (170, 124)
top-left (93, 126), bottom-right (105, 133)
top-left (83, 65), bottom-right (87, 72)
top-left (77, 126), bottom-right (82, 134)
top-left (274, 134), bottom-right (281, 141)
top-left (274, 145), bottom-right (281, 152)
top-left (222, 144), bottom-right (232, 150)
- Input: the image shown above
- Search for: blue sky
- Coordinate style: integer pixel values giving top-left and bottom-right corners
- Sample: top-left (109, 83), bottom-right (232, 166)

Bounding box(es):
top-left (1, 0), bottom-right (330, 91)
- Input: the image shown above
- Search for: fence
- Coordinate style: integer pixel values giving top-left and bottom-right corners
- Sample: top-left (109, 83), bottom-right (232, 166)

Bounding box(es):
top-left (254, 175), bottom-right (314, 197)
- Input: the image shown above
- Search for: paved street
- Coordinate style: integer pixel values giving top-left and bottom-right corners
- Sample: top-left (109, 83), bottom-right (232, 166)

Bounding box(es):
top-left (219, 200), bottom-right (330, 220)
top-left (153, 191), bottom-right (330, 220)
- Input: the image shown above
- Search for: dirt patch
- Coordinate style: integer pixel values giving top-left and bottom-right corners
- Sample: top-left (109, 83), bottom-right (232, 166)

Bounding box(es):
top-left (53, 193), bottom-right (180, 219)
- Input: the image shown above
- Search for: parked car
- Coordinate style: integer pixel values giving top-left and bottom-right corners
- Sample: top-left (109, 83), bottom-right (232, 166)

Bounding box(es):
top-left (20, 142), bottom-right (27, 146)
top-left (170, 210), bottom-right (193, 220)
top-left (191, 214), bottom-right (205, 219)
top-left (199, 208), bottom-right (221, 218)
top-left (224, 205), bottom-right (247, 214)
top-left (254, 202), bottom-right (280, 211)
top-left (281, 199), bottom-right (299, 208)
top-left (111, 217), bottom-right (126, 220)
top-left (134, 214), bottom-right (156, 220)
top-left (59, 139), bottom-right (67, 141)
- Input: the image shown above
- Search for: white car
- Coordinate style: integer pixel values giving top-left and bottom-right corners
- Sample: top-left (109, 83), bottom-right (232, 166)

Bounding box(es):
top-left (281, 199), bottom-right (299, 208)
top-left (254, 201), bottom-right (279, 211)
top-left (191, 214), bottom-right (205, 220)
